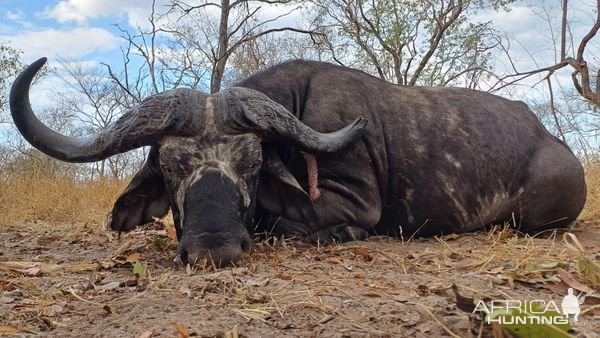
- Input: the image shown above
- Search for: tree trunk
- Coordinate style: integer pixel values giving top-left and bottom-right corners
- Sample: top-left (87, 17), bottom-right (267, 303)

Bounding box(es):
top-left (560, 0), bottom-right (568, 61)
top-left (211, 0), bottom-right (231, 94)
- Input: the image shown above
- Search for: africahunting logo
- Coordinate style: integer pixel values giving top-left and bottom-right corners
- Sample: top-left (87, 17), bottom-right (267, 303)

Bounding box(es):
top-left (473, 288), bottom-right (588, 326)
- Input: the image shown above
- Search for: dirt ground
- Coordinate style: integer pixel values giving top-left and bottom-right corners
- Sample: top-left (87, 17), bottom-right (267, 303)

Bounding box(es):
top-left (1, 220), bottom-right (600, 338)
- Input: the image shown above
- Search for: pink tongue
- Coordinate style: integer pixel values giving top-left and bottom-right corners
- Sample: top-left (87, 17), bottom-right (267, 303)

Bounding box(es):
top-left (302, 152), bottom-right (321, 202)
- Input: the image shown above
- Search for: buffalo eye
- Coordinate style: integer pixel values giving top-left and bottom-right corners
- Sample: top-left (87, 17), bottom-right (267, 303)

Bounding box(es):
top-left (160, 162), bottom-right (176, 177)
top-left (236, 158), bottom-right (261, 174)
top-left (249, 159), bottom-right (260, 169)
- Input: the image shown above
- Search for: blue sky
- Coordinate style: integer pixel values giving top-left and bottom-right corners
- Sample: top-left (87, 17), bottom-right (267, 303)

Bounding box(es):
top-left (0, 0), bottom-right (182, 117)
top-left (0, 0), bottom-right (154, 64)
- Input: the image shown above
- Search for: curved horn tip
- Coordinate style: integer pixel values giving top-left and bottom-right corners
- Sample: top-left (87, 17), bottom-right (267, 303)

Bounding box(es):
top-left (23, 57), bottom-right (48, 77)
top-left (31, 57), bottom-right (48, 68)
top-left (10, 57), bottom-right (48, 100)
top-left (354, 117), bottom-right (368, 129)
top-left (346, 117), bottom-right (368, 137)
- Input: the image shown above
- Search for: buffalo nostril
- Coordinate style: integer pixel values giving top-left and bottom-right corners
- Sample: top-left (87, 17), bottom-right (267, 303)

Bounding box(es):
top-left (241, 236), bottom-right (253, 253)
top-left (178, 246), bottom-right (190, 265)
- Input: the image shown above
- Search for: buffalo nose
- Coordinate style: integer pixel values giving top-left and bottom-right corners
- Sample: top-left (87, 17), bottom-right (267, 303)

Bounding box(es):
top-left (178, 233), bottom-right (253, 267)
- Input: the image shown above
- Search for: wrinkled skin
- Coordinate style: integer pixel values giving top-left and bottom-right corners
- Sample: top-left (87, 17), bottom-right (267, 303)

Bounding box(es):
top-left (11, 58), bottom-right (587, 267)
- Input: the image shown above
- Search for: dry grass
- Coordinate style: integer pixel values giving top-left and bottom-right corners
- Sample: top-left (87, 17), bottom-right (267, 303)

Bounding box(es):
top-left (0, 176), bottom-right (126, 226)
top-left (1, 161), bottom-right (599, 227)
top-left (581, 163), bottom-right (600, 220)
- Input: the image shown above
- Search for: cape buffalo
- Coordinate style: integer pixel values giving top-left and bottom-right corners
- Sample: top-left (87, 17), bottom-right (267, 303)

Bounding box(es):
top-left (10, 57), bottom-right (586, 266)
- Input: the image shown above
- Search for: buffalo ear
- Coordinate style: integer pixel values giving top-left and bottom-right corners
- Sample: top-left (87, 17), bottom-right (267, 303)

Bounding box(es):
top-left (107, 148), bottom-right (170, 232)
top-left (257, 148), bottom-right (317, 223)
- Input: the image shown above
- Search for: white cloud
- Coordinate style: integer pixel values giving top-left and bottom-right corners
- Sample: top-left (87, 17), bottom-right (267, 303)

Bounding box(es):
top-left (6, 10), bottom-right (23, 21)
top-left (253, 2), bottom-right (306, 28)
top-left (482, 6), bottom-right (539, 35)
top-left (41, 0), bottom-right (172, 27)
top-left (0, 27), bottom-right (120, 62)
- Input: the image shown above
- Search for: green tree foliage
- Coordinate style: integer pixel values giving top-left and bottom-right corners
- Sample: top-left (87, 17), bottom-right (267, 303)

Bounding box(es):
top-left (310, 0), bottom-right (514, 87)
top-left (0, 43), bottom-right (23, 118)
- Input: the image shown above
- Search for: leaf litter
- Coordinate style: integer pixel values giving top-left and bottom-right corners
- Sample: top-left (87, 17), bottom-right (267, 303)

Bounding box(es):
top-left (0, 219), bottom-right (599, 337)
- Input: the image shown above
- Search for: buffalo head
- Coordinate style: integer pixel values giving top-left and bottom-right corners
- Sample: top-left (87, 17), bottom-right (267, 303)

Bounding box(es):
top-left (10, 58), bottom-right (366, 266)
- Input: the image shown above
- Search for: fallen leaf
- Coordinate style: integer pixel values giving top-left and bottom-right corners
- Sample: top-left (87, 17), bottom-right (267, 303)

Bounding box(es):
top-left (352, 247), bottom-right (372, 261)
top-left (152, 238), bottom-right (168, 251)
top-left (354, 273), bottom-right (365, 279)
top-left (440, 233), bottom-right (460, 241)
top-left (138, 330), bottom-right (153, 338)
top-left (558, 269), bottom-right (592, 293)
top-left (525, 261), bottom-right (567, 272)
top-left (126, 252), bottom-right (141, 262)
top-left (169, 322), bottom-right (189, 338)
top-left (542, 281), bottom-right (570, 295)
top-left (0, 261), bottom-right (61, 275)
top-left (0, 325), bottom-right (18, 334)
top-left (132, 261), bottom-right (146, 278)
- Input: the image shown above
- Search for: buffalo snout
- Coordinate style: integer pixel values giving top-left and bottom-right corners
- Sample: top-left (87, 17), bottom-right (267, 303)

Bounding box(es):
top-left (178, 231), bottom-right (253, 267)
